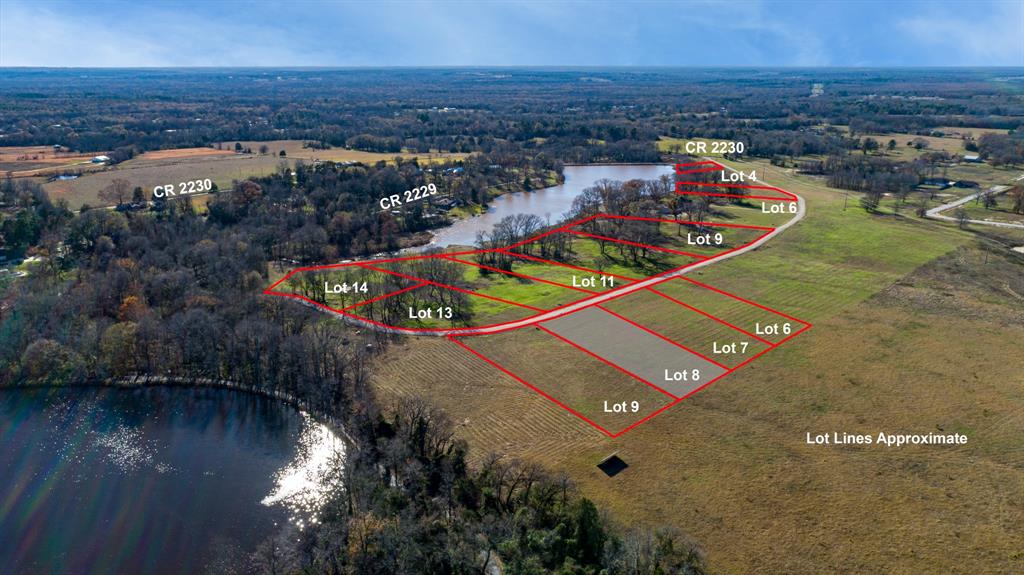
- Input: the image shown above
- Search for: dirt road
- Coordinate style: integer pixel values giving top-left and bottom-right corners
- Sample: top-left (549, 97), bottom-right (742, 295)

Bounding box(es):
top-left (287, 162), bottom-right (807, 336)
top-left (925, 179), bottom-right (1024, 230)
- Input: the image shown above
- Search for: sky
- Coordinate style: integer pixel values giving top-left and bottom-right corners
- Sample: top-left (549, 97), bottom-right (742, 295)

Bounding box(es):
top-left (1, 0), bottom-right (1022, 68)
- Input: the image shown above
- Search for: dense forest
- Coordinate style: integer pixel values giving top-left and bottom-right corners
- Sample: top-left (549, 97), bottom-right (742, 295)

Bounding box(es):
top-left (3, 68), bottom-right (1024, 164)
top-left (0, 169), bottom-right (708, 574)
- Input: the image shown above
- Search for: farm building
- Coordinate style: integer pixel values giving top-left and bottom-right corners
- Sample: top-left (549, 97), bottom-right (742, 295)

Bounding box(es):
top-left (920, 178), bottom-right (952, 189)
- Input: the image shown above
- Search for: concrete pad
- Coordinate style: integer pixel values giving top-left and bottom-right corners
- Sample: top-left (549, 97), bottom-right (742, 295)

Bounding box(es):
top-left (541, 306), bottom-right (728, 397)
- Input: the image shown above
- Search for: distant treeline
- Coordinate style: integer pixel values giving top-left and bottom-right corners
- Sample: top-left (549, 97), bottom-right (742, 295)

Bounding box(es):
top-left (4, 68), bottom-right (1023, 166)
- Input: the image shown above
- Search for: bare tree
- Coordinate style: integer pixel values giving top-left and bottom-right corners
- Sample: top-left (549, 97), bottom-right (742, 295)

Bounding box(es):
top-left (98, 178), bottom-right (131, 206)
top-left (955, 208), bottom-right (970, 229)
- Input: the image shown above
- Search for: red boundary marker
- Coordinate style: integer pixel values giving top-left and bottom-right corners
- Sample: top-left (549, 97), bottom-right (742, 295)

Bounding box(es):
top-left (592, 304), bottom-right (730, 370)
top-left (265, 162), bottom-right (812, 436)
top-left (535, 324), bottom-right (678, 399)
top-left (340, 282), bottom-right (428, 312)
top-left (646, 286), bottom-right (773, 345)
top-left (502, 250), bottom-right (639, 283)
top-left (672, 159), bottom-right (798, 202)
top-left (360, 263), bottom-right (546, 312)
top-left (451, 276), bottom-right (812, 437)
top-left (442, 255), bottom-right (597, 294)
top-left (565, 229), bottom-right (709, 260)
top-left (264, 164), bottom-right (792, 337)
top-left (265, 213), bottom-right (777, 334)
top-left (449, 335), bottom-right (619, 437)
top-left (450, 332), bottom-right (678, 437)
top-left (675, 182), bottom-right (798, 202)
top-left (679, 276), bottom-right (811, 326)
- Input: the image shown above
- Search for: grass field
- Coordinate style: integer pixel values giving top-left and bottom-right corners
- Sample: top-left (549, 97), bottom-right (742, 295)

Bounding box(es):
top-left (134, 147), bottom-right (235, 161)
top-left (0, 145), bottom-right (102, 176)
top-left (221, 140), bottom-right (468, 164)
top-left (510, 232), bottom-right (703, 280)
top-left (935, 126), bottom-right (1010, 138)
top-left (958, 193), bottom-right (1024, 225)
top-left (43, 153), bottom-right (291, 209)
top-left (601, 288), bottom-right (772, 369)
top-left (455, 326), bottom-right (676, 434)
top-left (369, 157), bottom-right (1024, 573)
top-left (38, 141), bottom-right (468, 209)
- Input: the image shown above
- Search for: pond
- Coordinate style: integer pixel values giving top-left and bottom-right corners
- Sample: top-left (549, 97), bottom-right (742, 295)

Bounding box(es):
top-left (0, 386), bottom-right (345, 575)
top-left (422, 163), bottom-right (674, 249)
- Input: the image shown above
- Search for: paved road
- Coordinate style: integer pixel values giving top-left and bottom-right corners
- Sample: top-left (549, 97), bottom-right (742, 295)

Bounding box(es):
top-left (925, 180), bottom-right (1024, 230)
top-left (294, 162), bottom-right (807, 336)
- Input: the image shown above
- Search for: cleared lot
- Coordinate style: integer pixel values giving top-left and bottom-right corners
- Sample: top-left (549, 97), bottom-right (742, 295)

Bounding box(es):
top-left (539, 306), bottom-right (728, 397)
top-left (601, 289), bottom-right (771, 369)
top-left (650, 277), bottom-right (810, 344)
top-left (455, 326), bottom-right (675, 434)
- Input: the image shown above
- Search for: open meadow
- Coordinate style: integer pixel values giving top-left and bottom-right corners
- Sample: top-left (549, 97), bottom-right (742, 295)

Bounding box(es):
top-left (369, 159), bottom-right (1024, 574)
top-left (36, 142), bottom-right (469, 209)
top-left (0, 145), bottom-right (100, 176)
top-left (221, 140), bottom-right (468, 164)
top-left (42, 150), bottom-right (290, 209)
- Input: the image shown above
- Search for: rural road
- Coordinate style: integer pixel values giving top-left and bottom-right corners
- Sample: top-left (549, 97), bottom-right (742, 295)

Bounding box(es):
top-left (925, 179), bottom-right (1024, 230)
top-left (292, 162), bottom-right (807, 336)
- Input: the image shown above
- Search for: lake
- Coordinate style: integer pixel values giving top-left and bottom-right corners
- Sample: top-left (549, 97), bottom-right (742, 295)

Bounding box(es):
top-left (422, 163), bottom-right (674, 249)
top-left (0, 386), bottom-right (345, 575)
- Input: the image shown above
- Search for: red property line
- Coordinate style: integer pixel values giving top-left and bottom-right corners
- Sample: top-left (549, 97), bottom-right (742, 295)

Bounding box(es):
top-left (438, 276), bottom-right (813, 437)
top-left (534, 324), bottom-right (679, 400)
top-left (677, 181), bottom-right (790, 192)
top-left (360, 264), bottom-right (546, 312)
top-left (501, 214), bottom-right (602, 251)
top-left (675, 166), bottom-right (723, 175)
top-left (501, 250), bottom-right (639, 283)
top-left (675, 180), bottom-right (797, 202)
top-left (451, 319), bottom-right (812, 438)
top-left (449, 335), bottom-right (617, 437)
top-left (265, 230), bottom-right (776, 338)
top-left (646, 287), bottom-right (773, 346)
top-left (592, 213), bottom-right (776, 231)
top-left (613, 324), bottom-right (814, 436)
top-left (676, 161), bottom-right (721, 169)
top-left (593, 304), bottom-right (730, 370)
top-left (676, 190), bottom-right (797, 202)
top-left (340, 281), bottom-right (428, 312)
top-left (287, 250), bottom-right (485, 274)
top-left (265, 290), bottom-right (523, 334)
top-left (679, 276), bottom-right (811, 326)
top-left (566, 229), bottom-right (709, 260)
top-left (266, 269), bottom-right (297, 292)
top-left (443, 255), bottom-right (597, 294)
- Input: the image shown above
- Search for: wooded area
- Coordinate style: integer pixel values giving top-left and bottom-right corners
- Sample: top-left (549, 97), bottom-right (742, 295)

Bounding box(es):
top-left (2, 67), bottom-right (1023, 573)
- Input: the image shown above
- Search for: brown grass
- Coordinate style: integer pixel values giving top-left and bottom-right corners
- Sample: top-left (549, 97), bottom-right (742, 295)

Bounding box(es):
top-left (43, 154), bottom-right (289, 209)
top-left (936, 126), bottom-right (1010, 138)
top-left (368, 163), bottom-right (1024, 573)
top-left (457, 327), bottom-right (675, 433)
top-left (135, 148), bottom-right (235, 161)
top-left (220, 140), bottom-right (468, 164)
top-left (0, 145), bottom-right (100, 176)
top-left (601, 289), bottom-right (772, 369)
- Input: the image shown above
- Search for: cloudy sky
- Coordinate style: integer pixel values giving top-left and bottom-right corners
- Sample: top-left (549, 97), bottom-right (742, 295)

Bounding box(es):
top-left (1, 0), bottom-right (1022, 67)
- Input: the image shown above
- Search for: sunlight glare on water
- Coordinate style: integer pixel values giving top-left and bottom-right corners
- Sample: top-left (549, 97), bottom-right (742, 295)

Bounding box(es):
top-left (261, 412), bottom-right (346, 528)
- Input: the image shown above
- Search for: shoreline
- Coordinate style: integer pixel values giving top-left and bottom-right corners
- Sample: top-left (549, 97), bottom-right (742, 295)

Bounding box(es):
top-left (3, 375), bottom-right (360, 448)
